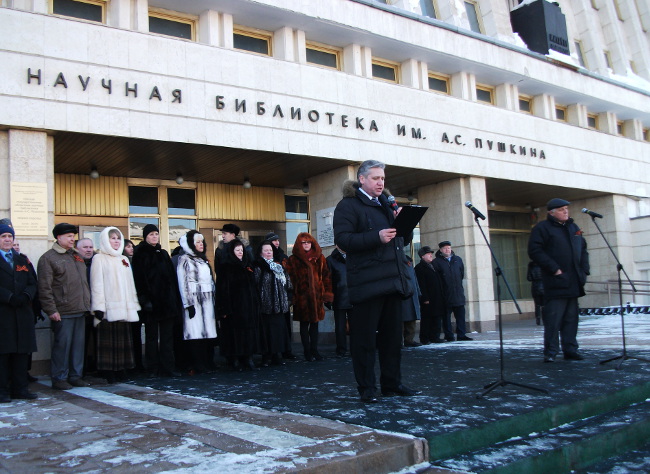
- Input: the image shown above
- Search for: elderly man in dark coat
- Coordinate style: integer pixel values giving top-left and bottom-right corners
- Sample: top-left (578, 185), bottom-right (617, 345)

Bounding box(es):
top-left (333, 159), bottom-right (418, 403)
top-left (528, 198), bottom-right (590, 363)
top-left (415, 246), bottom-right (446, 344)
top-left (0, 224), bottom-right (38, 402)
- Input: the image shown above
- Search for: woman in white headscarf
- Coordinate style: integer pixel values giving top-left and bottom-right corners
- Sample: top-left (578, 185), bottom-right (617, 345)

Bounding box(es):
top-left (176, 230), bottom-right (217, 374)
top-left (90, 227), bottom-right (140, 383)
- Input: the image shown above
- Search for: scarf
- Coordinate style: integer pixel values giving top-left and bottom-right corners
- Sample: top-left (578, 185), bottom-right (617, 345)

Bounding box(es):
top-left (265, 258), bottom-right (286, 285)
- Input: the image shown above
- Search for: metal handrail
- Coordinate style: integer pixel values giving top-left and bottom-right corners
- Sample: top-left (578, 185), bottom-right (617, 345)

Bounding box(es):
top-left (584, 279), bottom-right (650, 306)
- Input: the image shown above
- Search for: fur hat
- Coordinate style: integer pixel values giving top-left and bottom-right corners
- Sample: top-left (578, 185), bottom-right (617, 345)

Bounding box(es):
top-left (52, 223), bottom-right (78, 238)
top-left (142, 224), bottom-right (159, 241)
top-left (438, 241), bottom-right (451, 248)
top-left (418, 245), bottom-right (434, 258)
top-left (265, 232), bottom-right (280, 242)
top-left (221, 223), bottom-right (240, 235)
top-left (546, 198), bottom-right (570, 211)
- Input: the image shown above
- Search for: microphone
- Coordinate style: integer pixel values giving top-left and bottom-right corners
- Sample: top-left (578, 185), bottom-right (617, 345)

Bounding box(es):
top-left (383, 189), bottom-right (400, 212)
top-left (465, 201), bottom-right (486, 220)
top-left (582, 208), bottom-right (603, 219)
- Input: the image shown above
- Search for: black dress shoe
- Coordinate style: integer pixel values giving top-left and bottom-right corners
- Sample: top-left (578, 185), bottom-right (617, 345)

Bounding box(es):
top-left (544, 355), bottom-right (555, 363)
top-left (282, 352), bottom-right (297, 360)
top-left (312, 351), bottom-right (324, 361)
top-left (27, 373), bottom-right (38, 383)
top-left (160, 370), bottom-right (182, 377)
top-left (381, 385), bottom-right (420, 397)
top-left (404, 341), bottom-right (423, 347)
top-left (0, 393), bottom-right (11, 403)
top-left (360, 391), bottom-right (378, 403)
top-left (445, 336), bottom-right (455, 342)
top-left (11, 390), bottom-right (38, 400)
top-left (432, 339), bottom-right (446, 343)
top-left (564, 352), bottom-right (585, 360)
top-left (457, 335), bottom-right (474, 341)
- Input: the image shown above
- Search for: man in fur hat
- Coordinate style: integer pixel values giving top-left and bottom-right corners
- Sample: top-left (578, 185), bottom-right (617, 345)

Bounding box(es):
top-left (333, 160), bottom-right (418, 403)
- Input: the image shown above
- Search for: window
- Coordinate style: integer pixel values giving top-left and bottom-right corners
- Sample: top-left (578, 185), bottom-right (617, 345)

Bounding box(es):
top-left (604, 50), bottom-right (613, 69)
top-left (555, 105), bottom-right (567, 121)
top-left (575, 41), bottom-right (587, 68)
top-left (52, 0), bottom-right (105, 23)
top-left (464, 0), bottom-right (483, 33)
top-left (476, 84), bottom-right (494, 104)
top-left (428, 73), bottom-right (449, 94)
top-left (645, 129), bottom-right (650, 142)
top-left (306, 42), bottom-right (341, 70)
top-left (285, 195), bottom-right (309, 253)
top-left (233, 27), bottom-right (272, 56)
top-left (372, 59), bottom-right (400, 83)
top-left (419, 0), bottom-right (437, 18)
top-left (587, 113), bottom-right (598, 129)
top-left (129, 186), bottom-right (159, 245)
top-left (519, 95), bottom-right (532, 114)
top-left (489, 211), bottom-right (535, 301)
top-left (616, 121), bottom-right (623, 135)
top-left (149, 10), bottom-right (195, 40)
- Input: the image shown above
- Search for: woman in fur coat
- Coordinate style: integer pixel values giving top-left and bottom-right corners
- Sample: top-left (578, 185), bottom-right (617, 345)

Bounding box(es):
top-left (177, 230), bottom-right (217, 373)
top-left (284, 232), bottom-right (333, 361)
top-left (254, 240), bottom-right (293, 367)
top-left (216, 239), bottom-right (260, 371)
top-left (90, 227), bottom-right (140, 382)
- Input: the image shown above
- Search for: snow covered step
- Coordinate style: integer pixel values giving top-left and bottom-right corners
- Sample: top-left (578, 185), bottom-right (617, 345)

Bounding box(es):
top-left (431, 399), bottom-right (650, 473)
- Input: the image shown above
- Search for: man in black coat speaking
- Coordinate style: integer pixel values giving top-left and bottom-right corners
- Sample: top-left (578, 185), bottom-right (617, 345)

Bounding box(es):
top-left (333, 160), bottom-right (418, 403)
top-left (528, 198), bottom-right (590, 363)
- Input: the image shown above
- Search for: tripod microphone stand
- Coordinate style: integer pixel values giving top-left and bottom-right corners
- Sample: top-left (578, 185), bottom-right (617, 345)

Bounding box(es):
top-left (472, 215), bottom-right (548, 399)
top-left (588, 215), bottom-right (649, 369)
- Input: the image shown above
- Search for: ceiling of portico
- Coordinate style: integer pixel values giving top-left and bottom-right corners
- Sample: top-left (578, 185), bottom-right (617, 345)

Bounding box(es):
top-left (52, 131), bottom-right (606, 208)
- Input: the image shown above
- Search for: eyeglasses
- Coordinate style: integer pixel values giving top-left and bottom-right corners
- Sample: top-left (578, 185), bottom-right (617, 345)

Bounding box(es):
top-left (301, 241), bottom-right (311, 244)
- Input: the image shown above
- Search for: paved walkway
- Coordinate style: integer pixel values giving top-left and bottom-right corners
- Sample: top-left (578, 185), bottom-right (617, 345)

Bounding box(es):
top-left (1, 313), bottom-right (648, 473)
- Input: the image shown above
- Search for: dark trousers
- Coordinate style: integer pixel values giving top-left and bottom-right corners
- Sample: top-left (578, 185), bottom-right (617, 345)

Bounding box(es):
top-left (543, 297), bottom-right (579, 356)
top-left (0, 353), bottom-right (29, 396)
top-left (350, 293), bottom-right (402, 395)
top-left (51, 315), bottom-right (85, 382)
top-left (299, 321), bottom-right (319, 355)
top-left (334, 309), bottom-right (351, 355)
top-left (443, 305), bottom-right (467, 339)
top-left (282, 311), bottom-right (294, 355)
top-left (84, 313), bottom-right (96, 375)
top-left (143, 315), bottom-right (175, 374)
top-left (131, 322), bottom-right (144, 370)
top-left (419, 304), bottom-right (442, 343)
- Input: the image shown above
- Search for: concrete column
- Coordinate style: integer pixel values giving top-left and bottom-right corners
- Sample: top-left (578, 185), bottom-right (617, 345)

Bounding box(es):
top-left (495, 83), bottom-right (518, 111)
top-left (295, 30), bottom-right (307, 64)
top-left (532, 94), bottom-right (555, 120)
top-left (597, 111), bottom-right (618, 135)
top-left (623, 119), bottom-right (644, 141)
top-left (198, 10), bottom-right (222, 47)
top-left (133, 0), bottom-right (149, 33)
top-left (569, 194), bottom-right (637, 308)
top-left (400, 59), bottom-right (422, 89)
top-left (417, 177), bottom-right (496, 331)
top-left (307, 165), bottom-right (356, 340)
top-left (1, 129), bottom-right (55, 373)
top-left (343, 44), bottom-right (363, 76)
top-left (221, 13), bottom-right (234, 49)
top-left (450, 71), bottom-right (476, 101)
top-left (360, 46), bottom-right (373, 78)
top-left (107, 0), bottom-right (131, 29)
top-left (567, 103), bottom-right (588, 128)
top-left (273, 26), bottom-right (296, 61)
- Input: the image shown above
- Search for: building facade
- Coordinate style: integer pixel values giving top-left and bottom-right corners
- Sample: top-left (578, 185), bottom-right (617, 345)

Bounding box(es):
top-left (1, 0), bottom-right (649, 364)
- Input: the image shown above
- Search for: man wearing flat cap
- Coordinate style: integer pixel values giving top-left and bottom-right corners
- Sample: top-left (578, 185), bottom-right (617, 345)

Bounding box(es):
top-left (433, 241), bottom-right (473, 341)
top-left (528, 198), bottom-right (590, 363)
top-left (37, 223), bottom-right (91, 390)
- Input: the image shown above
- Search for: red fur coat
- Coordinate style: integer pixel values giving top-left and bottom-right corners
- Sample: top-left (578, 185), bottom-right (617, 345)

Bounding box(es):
top-left (284, 233), bottom-right (333, 323)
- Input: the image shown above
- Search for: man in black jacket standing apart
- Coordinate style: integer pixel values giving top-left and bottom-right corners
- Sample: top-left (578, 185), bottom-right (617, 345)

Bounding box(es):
top-left (433, 241), bottom-right (473, 342)
top-left (333, 160), bottom-right (418, 403)
top-left (528, 198), bottom-right (589, 363)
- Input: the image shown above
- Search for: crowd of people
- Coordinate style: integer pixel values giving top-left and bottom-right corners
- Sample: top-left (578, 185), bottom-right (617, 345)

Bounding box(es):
top-left (0, 161), bottom-right (589, 404)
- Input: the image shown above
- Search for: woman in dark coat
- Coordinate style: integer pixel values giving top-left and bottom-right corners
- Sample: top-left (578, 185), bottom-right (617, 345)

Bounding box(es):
top-left (216, 239), bottom-right (260, 371)
top-left (132, 224), bottom-right (183, 377)
top-left (254, 240), bottom-right (293, 367)
top-left (284, 232), bottom-right (333, 361)
top-left (0, 224), bottom-right (38, 402)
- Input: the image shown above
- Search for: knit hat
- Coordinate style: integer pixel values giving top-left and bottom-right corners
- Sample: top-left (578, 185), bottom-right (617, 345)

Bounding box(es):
top-left (0, 224), bottom-right (14, 237)
top-left (418, 246), bottom-right (434, 258)
top-left (438, 241), bottom-right (451, 248)
top-left (52, 223), bottom-right (78, 238)
top-left (221, 223), bottom-right (240, 235)
top-left (546, 198), bottom-right (570, 211)
top-left (265, 232), bottom-right (280, 242)
top-left (142, 224), bottom-right (159, 241)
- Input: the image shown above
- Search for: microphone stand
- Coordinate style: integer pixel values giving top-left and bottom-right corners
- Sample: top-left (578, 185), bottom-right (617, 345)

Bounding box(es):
top-left (588, 216), bottom-right (649, 369)
top-left (472, 215), bottom-right (548, 398)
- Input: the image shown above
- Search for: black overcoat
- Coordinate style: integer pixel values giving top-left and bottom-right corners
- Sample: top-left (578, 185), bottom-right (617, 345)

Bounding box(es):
top-left (132, 242), bottom-right (183, 322)
top-left (528, 215), bottom-right (590, 300)
top-left (0, 250), bottom-right (38, 354)
top-left (333, 181), bottom-right (412, 305)
top-left (326, 248), bottom-right (352, 310)
top-left (432, 251), bottom-right (466, 307)
top-left (414, 260), bottom-right (446, 315)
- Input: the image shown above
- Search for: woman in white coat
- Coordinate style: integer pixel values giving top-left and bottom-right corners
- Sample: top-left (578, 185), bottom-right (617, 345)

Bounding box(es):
top-left (90, 227), bottom-right (140, 383)
top-left (176, 230), bottom-right (217, 374)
